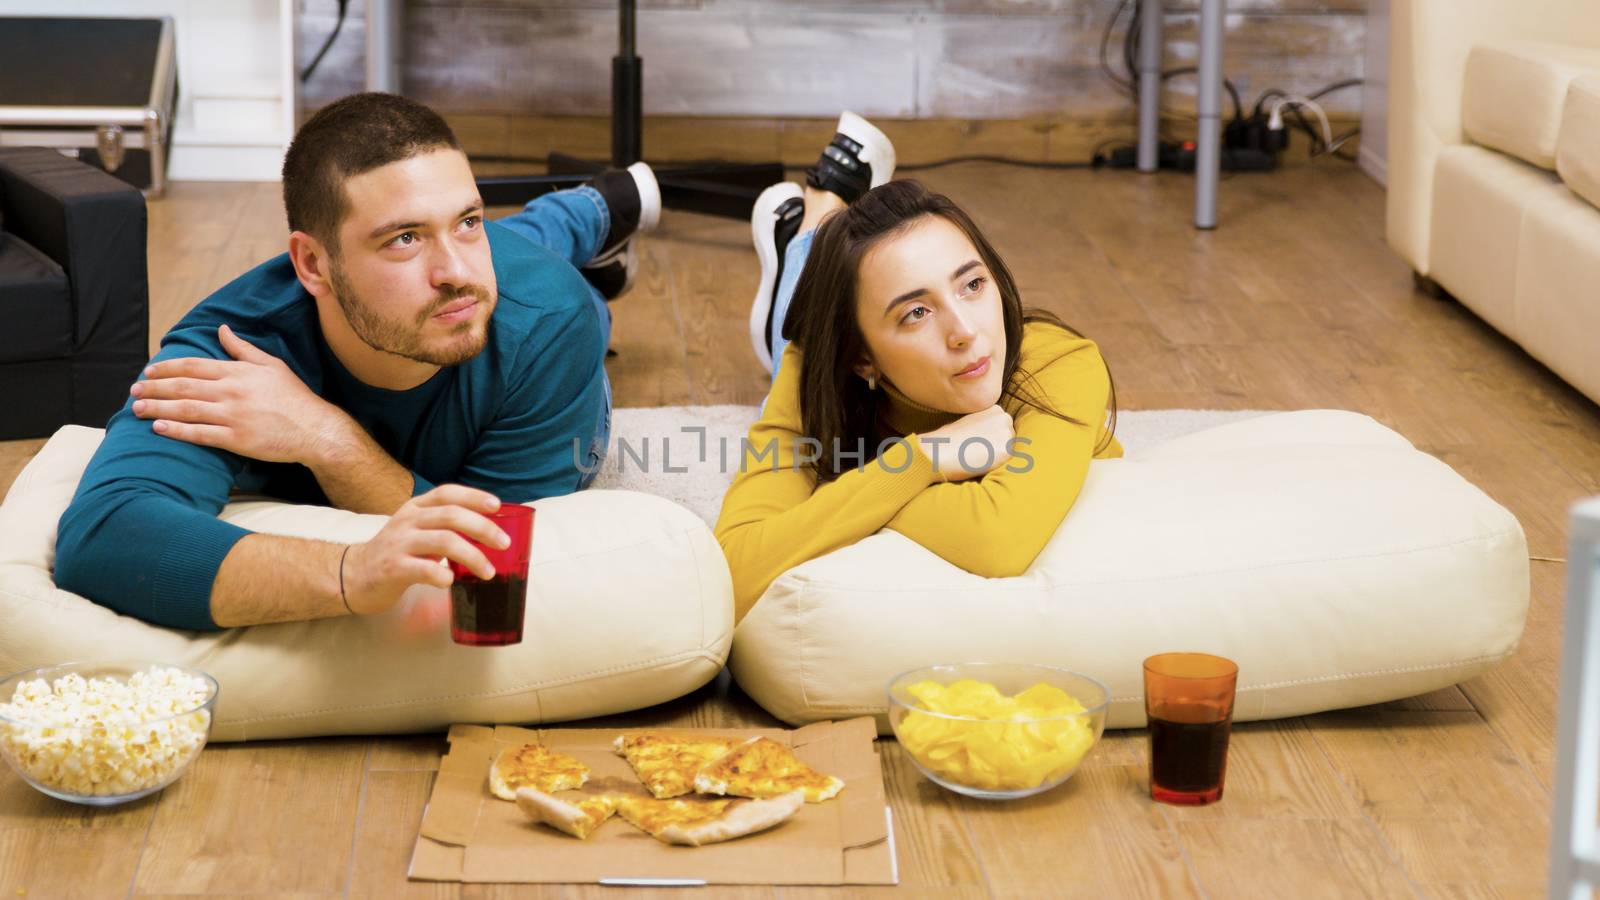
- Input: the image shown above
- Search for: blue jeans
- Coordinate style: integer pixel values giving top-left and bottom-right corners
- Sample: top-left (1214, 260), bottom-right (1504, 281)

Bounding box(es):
top-left (767, 228), bottom-right (816, 383)
top-left (497, 186), bottom-right (614, 487)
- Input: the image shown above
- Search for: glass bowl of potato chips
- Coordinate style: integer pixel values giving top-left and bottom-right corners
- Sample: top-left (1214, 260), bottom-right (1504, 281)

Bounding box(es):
top-left (887, 663), bottom-right (1109, 800)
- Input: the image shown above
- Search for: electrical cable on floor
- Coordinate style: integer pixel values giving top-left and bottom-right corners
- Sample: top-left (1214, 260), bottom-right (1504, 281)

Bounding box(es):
top-left (1101, 3), bottom-right (1245, 122)
top-left (1270, 96), bottom-right (1333, 148)
top-left (1100, 0), bottom-right (1134, 90)
top-left (1160, 67), bottom-right (1245, 123)
top-left (898, 156), bottom-right (1095, 171)
top-left (301, 0), bottom-right (351, 83)
top-left (1307, 78), bottom-right (1364, 102)
top-left (1096, 1), bottom-right (1367, 167)
top-left (1282, 104), bottom-right (1362, 161)
top-left (1325, 129), bottom-right (1362, 159)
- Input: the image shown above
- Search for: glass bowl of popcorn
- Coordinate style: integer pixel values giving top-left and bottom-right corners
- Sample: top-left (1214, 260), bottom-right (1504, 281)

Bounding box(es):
top-left (0, 662), bottom-right (218, 806)
top-left (887, 663), bottom-right (1109, 801)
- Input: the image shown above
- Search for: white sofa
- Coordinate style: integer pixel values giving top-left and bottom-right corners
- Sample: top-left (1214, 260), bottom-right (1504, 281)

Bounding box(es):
top-left (1389, 0), bottom-right (1600, 404)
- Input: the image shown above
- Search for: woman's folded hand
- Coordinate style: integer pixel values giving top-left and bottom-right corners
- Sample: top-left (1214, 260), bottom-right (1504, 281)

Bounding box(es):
top-left (918, 405), bottom-right (1014, 482)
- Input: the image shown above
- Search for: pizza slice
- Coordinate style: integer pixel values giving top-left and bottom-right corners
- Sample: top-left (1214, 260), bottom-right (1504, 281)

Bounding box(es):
top-left (614, 790), bottom-right (805, 846)
top-left (514, 788), bottom-right (619, 840)
top-left (612, 732), bottom-right (744, 799)
top-left (692, 737), bottom-right (846, 803)
top-left (487, 742), bottom-right (590, 801)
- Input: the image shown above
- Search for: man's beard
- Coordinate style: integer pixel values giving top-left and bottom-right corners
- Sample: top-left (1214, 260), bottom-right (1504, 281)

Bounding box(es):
top-left (329, 262), bottom-right (494, 367)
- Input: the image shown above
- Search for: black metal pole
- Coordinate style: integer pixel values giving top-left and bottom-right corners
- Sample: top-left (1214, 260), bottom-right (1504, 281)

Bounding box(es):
top-left (480, 0), bottom-right (780, 216)
top-left (619, 0), bottom-right (636, 54)
top-left (612, 0), bottom-right (643, 167)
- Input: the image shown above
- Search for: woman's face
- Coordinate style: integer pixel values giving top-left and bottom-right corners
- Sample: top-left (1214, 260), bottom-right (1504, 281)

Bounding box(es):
top-left (853, 215), bottom-right (1007, 414)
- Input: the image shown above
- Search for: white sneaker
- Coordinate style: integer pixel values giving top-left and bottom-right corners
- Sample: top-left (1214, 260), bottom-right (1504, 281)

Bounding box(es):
top-left (804, 111), bottom-right (897, 203)
top-left (748, 181), bottom-right (805, 374)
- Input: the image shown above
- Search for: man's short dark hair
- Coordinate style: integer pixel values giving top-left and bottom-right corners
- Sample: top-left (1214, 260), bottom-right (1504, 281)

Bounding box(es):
top-left (281, 92), bottom-right (461, 254)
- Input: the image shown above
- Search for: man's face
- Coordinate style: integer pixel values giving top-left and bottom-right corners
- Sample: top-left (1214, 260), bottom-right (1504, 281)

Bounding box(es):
top-left (328, 148), bottom-right (497, 367)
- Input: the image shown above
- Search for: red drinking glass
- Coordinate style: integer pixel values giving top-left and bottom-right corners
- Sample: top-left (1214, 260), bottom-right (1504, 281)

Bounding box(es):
top-left (447, 503), bottom-right (533, 646)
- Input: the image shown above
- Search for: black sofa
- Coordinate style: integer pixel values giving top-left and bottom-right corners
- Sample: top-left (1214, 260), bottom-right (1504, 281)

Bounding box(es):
top-left (0, 147), bottom-right (148, 440)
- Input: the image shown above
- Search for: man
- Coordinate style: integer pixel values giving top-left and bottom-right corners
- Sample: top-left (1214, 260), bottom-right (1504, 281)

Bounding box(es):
top-left (54, 92), bottom-right (660, 632)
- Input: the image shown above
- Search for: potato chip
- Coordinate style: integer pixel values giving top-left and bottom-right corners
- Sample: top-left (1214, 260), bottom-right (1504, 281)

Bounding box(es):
top-left (897, 679), bottom-right (1095, 792)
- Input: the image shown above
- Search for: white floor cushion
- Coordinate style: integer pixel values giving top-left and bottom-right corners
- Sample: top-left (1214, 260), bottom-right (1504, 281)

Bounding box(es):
top-left (730, 411), bottom-right (1529, 732)
top-left (0, 426), bottom-right (733, 741)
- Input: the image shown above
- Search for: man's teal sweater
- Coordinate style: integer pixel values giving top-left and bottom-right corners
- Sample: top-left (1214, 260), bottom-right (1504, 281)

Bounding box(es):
top-left (54, 222), bottom-right (609, 631)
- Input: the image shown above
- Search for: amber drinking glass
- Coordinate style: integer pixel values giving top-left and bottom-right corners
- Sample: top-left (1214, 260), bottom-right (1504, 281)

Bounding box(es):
top-left (1143, 652), bottom-right (1238, 805)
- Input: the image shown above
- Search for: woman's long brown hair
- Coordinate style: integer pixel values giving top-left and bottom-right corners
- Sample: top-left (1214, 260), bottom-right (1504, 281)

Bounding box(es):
top-left (782, 179), bottom-right (1117, 482)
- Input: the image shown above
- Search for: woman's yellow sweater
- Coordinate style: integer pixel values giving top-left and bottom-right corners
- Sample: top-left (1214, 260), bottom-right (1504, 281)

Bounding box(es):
top-left (713, 322), bottom-right (1122, 623)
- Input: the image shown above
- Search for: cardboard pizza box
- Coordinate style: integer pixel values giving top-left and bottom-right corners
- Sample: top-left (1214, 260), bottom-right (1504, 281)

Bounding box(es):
top-left (407, 717), bottom-right (897, 886)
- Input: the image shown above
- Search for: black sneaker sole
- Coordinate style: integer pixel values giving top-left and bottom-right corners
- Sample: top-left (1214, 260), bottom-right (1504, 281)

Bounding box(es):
top-left (582, 245), bottom-right (635, 301)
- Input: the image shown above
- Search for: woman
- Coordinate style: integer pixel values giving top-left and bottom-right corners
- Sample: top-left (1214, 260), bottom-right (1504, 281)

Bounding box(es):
top-left (716, 113), bottom-right (1122, 623)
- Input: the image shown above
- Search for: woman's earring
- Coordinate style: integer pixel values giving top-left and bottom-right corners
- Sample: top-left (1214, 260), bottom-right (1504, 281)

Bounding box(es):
top-left (867, 374), bottom-right (877, 391)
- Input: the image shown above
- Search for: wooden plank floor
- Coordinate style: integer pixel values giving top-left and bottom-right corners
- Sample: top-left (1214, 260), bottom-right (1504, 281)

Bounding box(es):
top-left (1, 162), bottom-right (1590, 898)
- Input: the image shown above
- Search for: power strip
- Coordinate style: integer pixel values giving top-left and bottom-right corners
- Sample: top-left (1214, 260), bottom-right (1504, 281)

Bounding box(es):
top-left (1097, 142), bottom-right (1277, 172)
top-left (1094, 111), bottom-right (1292, 171)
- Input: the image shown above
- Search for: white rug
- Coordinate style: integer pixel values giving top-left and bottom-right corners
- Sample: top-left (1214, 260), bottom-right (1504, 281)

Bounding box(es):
top-left (591, 406), bottom-right (1267, 526)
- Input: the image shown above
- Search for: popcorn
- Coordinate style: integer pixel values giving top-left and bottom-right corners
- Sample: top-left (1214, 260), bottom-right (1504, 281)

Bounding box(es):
top-left (896, 679), bottom-right (1095, 793)
top-left (0, 666), bottom-right (212, 798)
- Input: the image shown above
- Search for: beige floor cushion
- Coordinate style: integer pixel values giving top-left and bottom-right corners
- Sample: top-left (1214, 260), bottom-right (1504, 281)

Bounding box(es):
top-left (0, 426), bottom-right (733, 741)
top-left (730, 411), bottom-right (1529, 732)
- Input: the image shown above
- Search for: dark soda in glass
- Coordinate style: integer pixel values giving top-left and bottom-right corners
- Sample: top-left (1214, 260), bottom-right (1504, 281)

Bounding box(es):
top-left (450, 573), bottom-right (527, 646)
top-left (1148, 705), bottom-right (1232, 804)
top-left (447, 504), bottom-right (533, 647)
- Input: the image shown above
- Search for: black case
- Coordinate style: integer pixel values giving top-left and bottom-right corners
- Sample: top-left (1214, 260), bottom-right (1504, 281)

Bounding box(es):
top-left (0, 16), bottom-right (178, 196)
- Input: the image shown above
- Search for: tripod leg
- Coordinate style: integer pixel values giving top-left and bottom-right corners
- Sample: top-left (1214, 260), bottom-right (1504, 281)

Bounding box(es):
top-left (613, 0), bottom-right (642, 166)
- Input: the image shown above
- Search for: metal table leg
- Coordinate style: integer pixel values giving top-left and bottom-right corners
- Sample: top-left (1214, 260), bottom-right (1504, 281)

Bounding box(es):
top-left (366, 0), bottom-right (400, 93)
top-left (1194, 0), bottom-right (1225, 229)
top-left (1136, 0), bottom-right (1164, 173)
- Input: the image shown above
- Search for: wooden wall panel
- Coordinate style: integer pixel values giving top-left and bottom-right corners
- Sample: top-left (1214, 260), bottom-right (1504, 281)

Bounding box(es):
top-left (297, 0), bottom-right (1368, 120)
top-left (917, 11), bottom-right (1125, 119)
top-left (1160, 11), bottom-right (1367, 114)
top-left (635, 11), bottom-right (922, 116)
top-left (410, 7), bottom-right (613, 113)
